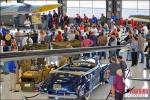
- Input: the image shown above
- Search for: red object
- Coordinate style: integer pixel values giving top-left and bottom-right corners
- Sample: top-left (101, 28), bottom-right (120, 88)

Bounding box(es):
top-left (81, 39), bottom-right (93, 47)
top-left (80, 24), bottom-right (84, 31)
top-left (130, 19), bottom-right (135, 27)
top-left (55, 32), bottom-right (63, 42)
top-left (119, 18), bottom-right (125, 26)
top-left (83, 15), bottom-right (88, 22)
top-left (113, 75), bottom-right (125, 93)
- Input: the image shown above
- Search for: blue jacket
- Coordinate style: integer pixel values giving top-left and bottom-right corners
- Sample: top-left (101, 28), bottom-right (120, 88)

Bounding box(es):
top-left (92, 17), bottom-right (98, 24)
top-left (111, 16), bottom-right (116, 22)
top-left (2, 28), bottom-right (7, 36)
top-left (48, 14), bottom-right (53, 21)
top-left (8, 61), bottom-right (16, 73)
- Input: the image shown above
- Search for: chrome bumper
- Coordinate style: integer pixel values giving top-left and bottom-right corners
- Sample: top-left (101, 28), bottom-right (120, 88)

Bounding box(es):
top-left (48, 94), bottom-right (78, 99)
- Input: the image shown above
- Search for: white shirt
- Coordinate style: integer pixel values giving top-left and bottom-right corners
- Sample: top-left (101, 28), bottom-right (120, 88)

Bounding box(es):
top-left (143, 25), bottom-right (148, 34)
top-left (24, 20), bottom-right (31, 27)
top-left (67, 33), bottom-right (75, 41)
top-left (22, 37), bottom-right (33, 47)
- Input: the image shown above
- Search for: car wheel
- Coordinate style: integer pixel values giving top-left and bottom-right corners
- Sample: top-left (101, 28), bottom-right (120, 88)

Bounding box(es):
top-left (79, 93), bottom-right (90, 100)
top-left (84, 93), bottom-right (90, 100)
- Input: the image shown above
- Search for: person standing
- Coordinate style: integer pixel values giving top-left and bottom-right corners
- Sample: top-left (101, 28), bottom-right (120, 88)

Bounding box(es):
top-left (64, 13), bottom-right (69, 26)
top-left (1, 23), bottom-right (7, 36)
top-left (124, 31), bottom-right (132, 61)
top-left (117, 56), bottom-right (127, 78)
top-left (111, 12), bottom-right (116, 23)
top-left (99, 13), bottom-right (106, 26)
top-left (59, 14), bottom-right (64, 30)
top-left (108, 56), bottom-right (121, 97)
top-left (89, 32), bottom-right (97, 57)
top-left (83, 13), bottom-right (88, 24)
top-left (24, 17), bottom-right (31, 29)
top-left (48, 11), bottom-right (53, 29)
top-left (92, 15), bottom-right (98, 25)
top-left (113, 69), bottom-right (125, 100)
top-left (138, 33), bottom-right (145, 63)
top-left (74, 13), bottom-right (82, 26)
top-left (13, 14), bottom-right (19, 28)
top-left (53, 10), bottom-right (59, 29)
top-left (130, 36), bottom-right (139, 67)
top-left (15, 28), bottom-right (22, 49)
top-left (97, 30), bottom-right (107, 59)
top-left (41, 13), bottom-right (48, 30)
top-left (130, 19), bottom-right (135, 27)
top-left (108, 33), bottom-right (117, 58)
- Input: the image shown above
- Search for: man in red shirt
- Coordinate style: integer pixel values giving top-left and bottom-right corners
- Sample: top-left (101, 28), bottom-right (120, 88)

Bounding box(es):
top-left (130, 19), bottom-right (135, 27)
top-left (83, 14), bottom-right (88, 23)
top-left (119, 18), bottom-right (125, 26)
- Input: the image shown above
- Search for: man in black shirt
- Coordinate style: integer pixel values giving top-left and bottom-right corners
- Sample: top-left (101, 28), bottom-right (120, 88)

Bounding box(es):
top-left (53, 10), bottom-right (59, 28)
top-left (31, 30), bottom-right (38, 44)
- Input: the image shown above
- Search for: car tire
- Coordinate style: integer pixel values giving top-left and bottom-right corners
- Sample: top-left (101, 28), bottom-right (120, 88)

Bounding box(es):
top-left (78, 93), bottom-right (90, 100)
top-left (84, 93), bottom-right (90, 100)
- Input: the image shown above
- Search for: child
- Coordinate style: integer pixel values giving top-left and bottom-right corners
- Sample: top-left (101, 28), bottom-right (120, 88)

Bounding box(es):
top-left (117, 56), bottom-right (127, 78)
top-left (113, 69), bottom-right (125, 100)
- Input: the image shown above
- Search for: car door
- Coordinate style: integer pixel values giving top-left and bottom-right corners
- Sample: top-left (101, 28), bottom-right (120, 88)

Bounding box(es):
top-left (92, 66), bottom-right (101, 88)
top-left (84, 74), bottom-right (91, 93)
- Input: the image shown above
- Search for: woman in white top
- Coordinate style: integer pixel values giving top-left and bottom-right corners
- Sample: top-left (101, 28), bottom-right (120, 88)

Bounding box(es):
top-left (24, 18), bottom-right (31, 29)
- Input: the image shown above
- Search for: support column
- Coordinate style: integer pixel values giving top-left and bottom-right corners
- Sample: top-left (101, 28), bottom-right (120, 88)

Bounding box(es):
top-left (62, 0), bottom-right (67, 14)
top-left (106, 0), bottom-right (122, 19)
top-left (57, 0), bottom-right (67, 15)
top-left (58, 0), bottom-right (63, 16)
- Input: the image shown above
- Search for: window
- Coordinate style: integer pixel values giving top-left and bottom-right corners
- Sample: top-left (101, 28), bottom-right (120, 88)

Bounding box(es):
top-left (67, 0), bottom-right (80, 17)
top-left (93, 1), bottom-right (106, 18)
top-left (67, 0), bottom-right (106, 18)
top-left (122, 0), bottom-right (150, 18)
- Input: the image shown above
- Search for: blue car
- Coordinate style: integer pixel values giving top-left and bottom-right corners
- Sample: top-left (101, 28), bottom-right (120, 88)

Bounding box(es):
top-left (40, 58), bottom-right (108, 100)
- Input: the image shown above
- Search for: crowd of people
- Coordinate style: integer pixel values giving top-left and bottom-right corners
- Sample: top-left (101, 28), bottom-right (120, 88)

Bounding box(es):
top-left (1, 11), bottom-right (149, 69)
top-left (0, 11), bottom-right (150, 99)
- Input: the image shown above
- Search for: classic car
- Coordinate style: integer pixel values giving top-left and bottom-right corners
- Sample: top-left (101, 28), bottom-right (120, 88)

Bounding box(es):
top-left (40, 58), bottom-right (108, 100)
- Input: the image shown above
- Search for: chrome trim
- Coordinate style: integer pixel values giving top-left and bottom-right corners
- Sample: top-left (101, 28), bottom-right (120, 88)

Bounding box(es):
top-left (48, 94), bottom-right (77, 99)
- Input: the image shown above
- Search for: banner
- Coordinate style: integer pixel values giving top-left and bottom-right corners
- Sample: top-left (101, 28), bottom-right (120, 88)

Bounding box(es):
top-left (32, 14), bottom-right (41, 25)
